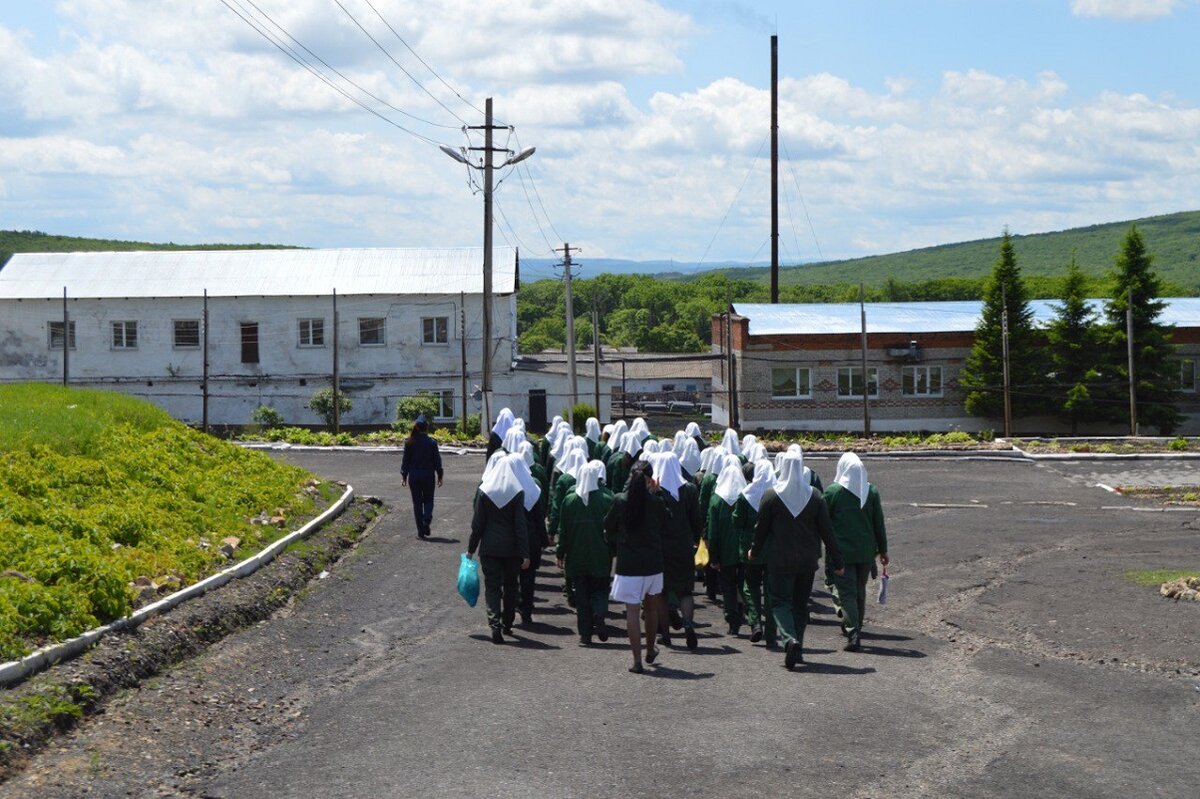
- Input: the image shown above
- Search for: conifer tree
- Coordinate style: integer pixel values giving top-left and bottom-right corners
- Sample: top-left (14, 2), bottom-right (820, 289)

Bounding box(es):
top-left (1046, 254), bottom-right (1100, 433)
top-left (961, 230), bottom-right (1045, 421)
top-left (1100, 226), bottom-right (1181, 434)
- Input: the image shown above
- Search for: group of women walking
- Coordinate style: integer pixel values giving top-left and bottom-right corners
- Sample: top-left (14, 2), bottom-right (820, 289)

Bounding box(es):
top-left (465, 409), bottom-right (889, 672)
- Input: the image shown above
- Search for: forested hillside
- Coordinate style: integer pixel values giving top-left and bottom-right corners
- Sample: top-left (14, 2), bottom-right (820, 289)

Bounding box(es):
top-left (0, 230), bottom-right (297, 268)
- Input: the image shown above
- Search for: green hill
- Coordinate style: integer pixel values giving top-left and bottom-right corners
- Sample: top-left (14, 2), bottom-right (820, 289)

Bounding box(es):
top-left (700, 210), bottom-right (1200, 292)
top-left (0, 230), bottom-right (299, 269)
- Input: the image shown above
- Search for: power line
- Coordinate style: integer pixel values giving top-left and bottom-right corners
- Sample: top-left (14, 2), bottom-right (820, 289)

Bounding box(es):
top-left (218, 0), bottom-right (450, 147)
top-left (698, 134), bottom-right (769, 266)
top-left (781, 139), bottom-right (824, 261)
top-left (511, 159), bottom-right (557, 255)
top-left (514, 132), bottom-right (564, 243)
top-left (359, 0), bottom-right (485, 116)
top-left (329, 0), bottom-right (472, 127)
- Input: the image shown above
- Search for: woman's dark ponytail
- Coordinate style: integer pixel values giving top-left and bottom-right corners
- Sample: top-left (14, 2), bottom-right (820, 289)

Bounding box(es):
top-left (625, 462), bottom-right (649, 529)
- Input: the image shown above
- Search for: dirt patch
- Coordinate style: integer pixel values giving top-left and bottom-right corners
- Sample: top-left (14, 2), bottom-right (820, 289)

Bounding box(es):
top-left (1115, 486), bottom-right (1200, 505)
top-left (0, 499), bottom-right (382, 783)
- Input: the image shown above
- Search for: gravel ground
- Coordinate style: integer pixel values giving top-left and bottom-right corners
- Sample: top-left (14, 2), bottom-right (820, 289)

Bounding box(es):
top-left (2, 453), bottom-right (1197, 798)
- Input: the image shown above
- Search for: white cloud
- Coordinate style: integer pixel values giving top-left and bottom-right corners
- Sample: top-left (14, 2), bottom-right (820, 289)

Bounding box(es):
top-left (1071, 0), bottom-right (1185, 19)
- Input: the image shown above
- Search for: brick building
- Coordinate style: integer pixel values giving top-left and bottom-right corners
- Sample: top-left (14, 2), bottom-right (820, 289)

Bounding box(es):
top-left (712, 299), bottom-right (1200, 435)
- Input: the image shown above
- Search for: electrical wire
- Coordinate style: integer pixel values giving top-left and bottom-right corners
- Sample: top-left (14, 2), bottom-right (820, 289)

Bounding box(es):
top-left (514, 132), bottom-right (564, 243)
top-left (218, 0), bottom-right (450, 147)
top-left (780, 139), bottom-right (824, 261)
top-left (359, 0), bottom-right (485, 116)
top-left (511, 162), bottom-right (557, 255)
top-left (329, 0), bottom-right (472, 127)
top-left (697, 134), bottom-right (769, 266)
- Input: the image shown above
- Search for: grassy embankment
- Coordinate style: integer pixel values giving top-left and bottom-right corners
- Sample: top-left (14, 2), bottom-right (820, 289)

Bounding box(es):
top-left (0, 385), bottom-right (321, 661)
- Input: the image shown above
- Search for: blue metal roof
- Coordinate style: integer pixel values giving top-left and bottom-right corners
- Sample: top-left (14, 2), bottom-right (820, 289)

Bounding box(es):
top-left (734, 298), bottom-right (1200, 336)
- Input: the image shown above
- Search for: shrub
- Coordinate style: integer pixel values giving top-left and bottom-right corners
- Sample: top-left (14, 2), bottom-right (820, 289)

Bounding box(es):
top-left (458, 413), bottom-right (481, 437)
top-left (307, 389), bottom-right (352, 428)
top-left (250, 405), bottom-right (284, 429)
top-left (560, 403), bottom-right (598, 434)
top-left (392, 394), bottom-right (441, 434)
top-left (1168, 436), bottom-right (1189, 452)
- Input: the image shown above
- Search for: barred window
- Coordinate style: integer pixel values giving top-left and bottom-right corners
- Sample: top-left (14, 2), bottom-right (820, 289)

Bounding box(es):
top-left (49, 321), bottom-right (76, 350)
top-left (173, 320), bottom-right (200, 349)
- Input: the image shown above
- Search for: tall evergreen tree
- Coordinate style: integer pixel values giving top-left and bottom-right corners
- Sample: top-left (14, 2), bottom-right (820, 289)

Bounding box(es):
top-left (1100, 226), bottom-right (1181, 434)
top-left (1046, 254), bottom-right (1100, 433)
top-left (961, 230), bottom-right (1045, 421)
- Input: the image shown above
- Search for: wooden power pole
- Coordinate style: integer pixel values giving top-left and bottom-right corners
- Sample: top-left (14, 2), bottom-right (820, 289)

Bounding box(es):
top-left (555, 242), bottom-right (581, 426)
top-left (770, 34), bottom-right (779, 304)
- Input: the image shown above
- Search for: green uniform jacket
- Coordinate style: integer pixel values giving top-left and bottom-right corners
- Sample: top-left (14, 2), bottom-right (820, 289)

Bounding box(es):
top-left (469, 491), bottom-right (529, 559)
top-left (537, 437), bottom-right (552, 471)
top-left (698, 471), bottom-right (719, 537)
top-left (606, 451), bottom-right (633, 495)
top-left (730, 495), bottom-right (760, 564)
top-left (556, 487), bottom-right (616, 578)
top-left (751, 489), bottom-right (843, 575)
top-left (822, 483), bottom-right (887, 565)
top-left (547, 471), bottom-right (576, 540)
top-left (706, 493), bottom-right (741, 567)
top-left (604, 493), bottom-right (668, 577)
top-left (660, 483), bottom-right (703, 587)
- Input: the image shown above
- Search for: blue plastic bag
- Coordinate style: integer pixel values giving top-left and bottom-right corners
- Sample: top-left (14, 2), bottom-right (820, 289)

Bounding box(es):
top-left (457, 553), bottom-right (480, 607)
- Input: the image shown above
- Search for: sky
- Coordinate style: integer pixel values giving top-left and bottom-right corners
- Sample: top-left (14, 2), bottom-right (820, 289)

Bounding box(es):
top-left (2, 0), bottom-right (1199, 276)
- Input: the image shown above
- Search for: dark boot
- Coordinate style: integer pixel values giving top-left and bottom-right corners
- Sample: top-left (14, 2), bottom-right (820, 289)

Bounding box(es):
top-left (844, 632), bottom-right (861, 652)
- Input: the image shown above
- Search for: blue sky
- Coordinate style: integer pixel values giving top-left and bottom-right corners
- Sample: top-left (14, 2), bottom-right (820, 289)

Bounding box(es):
top-left (2, 0), bottom-right (1199, 269)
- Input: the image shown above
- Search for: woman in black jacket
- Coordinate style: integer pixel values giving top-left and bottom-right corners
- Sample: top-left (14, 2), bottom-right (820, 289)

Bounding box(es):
top-left (468, 456), bottom-right (530, 644)
top-left (604, 462), bottom-right (668, 674)
top-left (401, 414), bottom-right (443, 539)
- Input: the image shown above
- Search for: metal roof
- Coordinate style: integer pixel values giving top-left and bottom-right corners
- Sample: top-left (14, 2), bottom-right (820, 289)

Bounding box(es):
top-left (0, 247), bottom-right (518, 299)
top-left (735, 298), bottom-right (1200, 336)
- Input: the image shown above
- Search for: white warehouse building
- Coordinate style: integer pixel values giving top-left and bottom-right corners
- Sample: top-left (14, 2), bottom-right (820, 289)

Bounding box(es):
top-left (0, 247), bottom-right (562, 428)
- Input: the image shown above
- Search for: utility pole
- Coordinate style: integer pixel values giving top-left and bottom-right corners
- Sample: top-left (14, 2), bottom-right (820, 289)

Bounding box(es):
top-left (1001, 282), bottom-right (1012, 439)
top-left (555, 242), bottom-right (581, 426)
top-left (725, 287), bottom-right (736, 427)
top-left (61, 287), bottom-right (69, 387)
top-left (460, 292), bottom-right (469, 433)
top-left (860, 283), bottom-right (871, 437)
top-left (1127, 286), bottom-right (1137, 436)
top-left (332, 289), bottom-right (340, 434)
top-left (202, 289), bottom-right (209, 434)
top-left (591, 295), bottom-right (601, 420)
top-left (770, 34), bottom-right (780, 304)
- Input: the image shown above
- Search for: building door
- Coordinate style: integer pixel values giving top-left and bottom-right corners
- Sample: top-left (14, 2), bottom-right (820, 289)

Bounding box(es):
top-left (528, 389), bottom-right (547, 434)
top-left (241, 322), bottom-right (259, 364)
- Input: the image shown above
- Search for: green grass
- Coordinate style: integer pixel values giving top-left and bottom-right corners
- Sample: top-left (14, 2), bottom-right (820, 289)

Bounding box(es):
top-left (1124, 569), bottom-right (1200, 587)
top-left (0, 386), bottom-right (315, 660)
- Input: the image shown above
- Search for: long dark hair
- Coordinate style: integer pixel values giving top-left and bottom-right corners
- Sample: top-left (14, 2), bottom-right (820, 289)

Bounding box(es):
top-left (625, 462), bottom-right (650, 529)
top-left (406, 420), bottom-right (428, 446)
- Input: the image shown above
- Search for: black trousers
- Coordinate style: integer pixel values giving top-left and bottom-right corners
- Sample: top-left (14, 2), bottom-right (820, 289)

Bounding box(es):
top-left (408, 474), bottom-right (435, 534)
top-left (519, 557), bottom-right (539, 617)
top-left (480, 555), bottom-right (520, 631)
top-left (717, 563), bottom-right (744, 626)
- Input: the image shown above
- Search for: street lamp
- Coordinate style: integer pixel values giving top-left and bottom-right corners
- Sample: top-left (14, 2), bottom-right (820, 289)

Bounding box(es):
top-left (441, 97), bottom-right (535, 427)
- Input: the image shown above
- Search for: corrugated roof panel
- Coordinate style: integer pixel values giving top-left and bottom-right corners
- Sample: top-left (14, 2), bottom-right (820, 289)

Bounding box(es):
top-left (0, 247), bottom-right (517, 299)
top-left (735, 298), bottom-right (1200, 335)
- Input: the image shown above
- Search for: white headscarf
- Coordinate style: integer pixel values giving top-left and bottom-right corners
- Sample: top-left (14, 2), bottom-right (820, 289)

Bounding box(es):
top-left (741, 433), bottom-right (757, 453)
top-left (506, 453), bottom-right (542, 512)
top-left (550, 414), bottom-right (563, 432)
top-left (566, 435), bottom-right (589, 458)
top-left (672, 431), bottom-right (688, 455)
top-left (699, 445), bottom-right (723, 475)
top-left (517, 440), bottom-right (537, 468)
top-left (678, 438), bottom-right (702, 475)
top-left (556, 448), bottom-right (588, 480)
top-left (511, 417), bottom-right (526, 432)
top-left (480, 454), bottom-right (523, 509)
top-left (744, 442), bottom-right (767, 464)
top-left (609, 419), bottom-right (629, 449)
top-left (773, 449), bottom-right (789, 475)
top-left (835, 452), bottom-right (870, 509)
top-left (629, 417), bottom-right (651, 443)
top-left (491, 407), bottom-right (515, 438)
top-left (685, 421), bottom-right (702, 439)
top-left (742, 460), bottom-right (775, 512)
top-left (548, 421), bottom-right (574, 461)
top-left (773, 452), bottom-right (812, 517)
top-left (714, 460), bottom-right (748, 506)
top-left (720, 428), bottom-right (742, 457)
top-left (651, 451), bottom-right (686, 501)
top-left (619, 430), bottom-right (642, 459)
top-left (502, 426), bottom-right (526, 453)
top-left (639, 439), bottom-right (662, 461)
top-left (574, 460), bottom-right (605, 505)
top-left (585, 417), bottom-right (602, 443)
top-left (481, 450), bottom-right (507, 482)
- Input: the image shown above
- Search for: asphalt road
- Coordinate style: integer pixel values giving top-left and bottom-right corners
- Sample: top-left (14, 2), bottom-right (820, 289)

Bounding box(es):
top-left (4, 452), bottom-right (1199, 798)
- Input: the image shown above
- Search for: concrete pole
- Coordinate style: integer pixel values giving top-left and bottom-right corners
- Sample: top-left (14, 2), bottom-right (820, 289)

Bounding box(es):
top-left (1127, 286), bottom-right (1138, 436)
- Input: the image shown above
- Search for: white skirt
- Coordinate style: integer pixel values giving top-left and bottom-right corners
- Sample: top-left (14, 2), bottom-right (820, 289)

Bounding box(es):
top-left (610, 573), bottom-right (664, 605)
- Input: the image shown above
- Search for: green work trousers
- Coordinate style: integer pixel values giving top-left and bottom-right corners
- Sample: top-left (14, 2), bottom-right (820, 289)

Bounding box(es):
top-left (480, 555), bottom-right (520, 631)
top-left (741, 564), bottom-right (777, 640)
top-left (572, 574), bottom-right (610, 638)
top-left (717, 563), bottom-right (744, 626)
top-left (833, 563), bottom-right (872, 637)
top-left (765, 568), bottom-right (815, 648)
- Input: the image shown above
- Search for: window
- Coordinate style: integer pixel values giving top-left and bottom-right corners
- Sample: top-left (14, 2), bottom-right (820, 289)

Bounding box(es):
top-left (241, 322), bottom-right (259, 364)
top-left (111, 321), bottom-right (138, 350)
top-left (359, 317), bottom-right (386, 346)
top-left (1181, 359), bottom-right (1197, 393)
top-left (418, 389), bottom-right (455, 420)
top-left (837, 366), bottom-right (879, 398)
top-left (771, 367), bottom-right (812, 399)
top-left (421, 316), bottom-right (448, 345)
top-left (299, 318), bottom-right (325, 348)
top-left (902, 365), bottom-right (943, 396)
top-left (173, 320), bottom-right (200, 349)
top-left (48, 321), bottom-right (76, 350)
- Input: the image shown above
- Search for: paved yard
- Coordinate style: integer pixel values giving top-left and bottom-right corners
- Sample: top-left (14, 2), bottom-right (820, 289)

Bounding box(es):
top-left (4, 453), bottom-right (1198, 798)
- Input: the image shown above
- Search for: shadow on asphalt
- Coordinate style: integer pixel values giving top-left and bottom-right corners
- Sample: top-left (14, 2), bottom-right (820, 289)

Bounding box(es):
top-left (644, 665), bottom-right (715, 680)
top-left (793, 662), bottom-right (877, 675)
top-left (860, 645), bottom-right (926, 659)
top-left (421, 536), bottom-right (461, 545)
top-left (522, 622), bottom-right (574, 636)
top-left (808, 617), bottom-right (842, 627)
top-left (468, 634), bottom-right (563, 650)
top-left (860, 631), bottom-right (912, 642)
